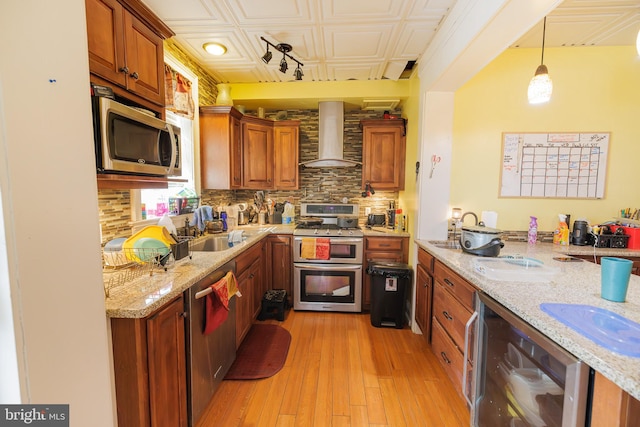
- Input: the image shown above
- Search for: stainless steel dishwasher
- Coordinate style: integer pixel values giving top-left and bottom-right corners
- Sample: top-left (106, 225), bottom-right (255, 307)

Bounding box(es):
top-left (185, 260), bottom-right (236, 426)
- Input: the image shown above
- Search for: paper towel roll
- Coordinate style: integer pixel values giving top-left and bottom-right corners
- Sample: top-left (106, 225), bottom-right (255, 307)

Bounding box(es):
top-left (481, 211), bottom-right (498, 228)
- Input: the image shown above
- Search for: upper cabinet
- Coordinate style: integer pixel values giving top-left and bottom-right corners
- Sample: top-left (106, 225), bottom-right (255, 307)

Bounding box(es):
top-left (200, 107), bottom-right (300, 190)
top-left (200, 106), bottom-right (243, 190)
top-left (360, 119), bottom-right (407, 191)
top-left (86, 0), bottom-right (173, 110)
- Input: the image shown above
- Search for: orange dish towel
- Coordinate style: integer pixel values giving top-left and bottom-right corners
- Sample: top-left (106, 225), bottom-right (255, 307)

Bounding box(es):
top-left (300, 237), bottom-right (317, 259)
top-left (315, 238), bottom-right (330, 260)
top-left (204, 272), bottom-right (238, 335)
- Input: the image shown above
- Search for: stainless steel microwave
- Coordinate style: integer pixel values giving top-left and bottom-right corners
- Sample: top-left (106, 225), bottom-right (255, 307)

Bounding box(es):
top-left (91, 87), bottom-right (181, 177)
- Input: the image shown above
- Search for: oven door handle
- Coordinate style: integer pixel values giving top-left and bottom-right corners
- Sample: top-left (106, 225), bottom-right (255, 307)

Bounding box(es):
top-left (294, 237), bottom-right (363, 244)
top-left (294, 263), bottom-right (362, 271)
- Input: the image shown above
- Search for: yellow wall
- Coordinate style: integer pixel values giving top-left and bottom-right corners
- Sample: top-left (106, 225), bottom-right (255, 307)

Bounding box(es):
top-left (452, 46), bottom-right (640, 232)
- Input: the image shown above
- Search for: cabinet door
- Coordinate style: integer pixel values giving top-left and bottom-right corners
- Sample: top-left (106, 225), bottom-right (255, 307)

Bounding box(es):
top-left (86, 0), bottom-right (127, 87)
top-left (361, 121), bottom-right (406, 190)
top-left (235, 267), bottom-right (253, 347)
top-left (123, 10), bottom-right (164, 105)
top-left (250, 257), bottom-right (265, 321)
top-left (415, 263), bottom-right (433, 342)
top-left (242, 122), bottom-right (274, 189)
top-left (266, 235), bottom-right (293, 305)
top-left (274, 123), bottom-right (299, 189)
top-left (230, 115), bottom-right (243, 188)
top-left (147, 296), bottom-right (188, 427)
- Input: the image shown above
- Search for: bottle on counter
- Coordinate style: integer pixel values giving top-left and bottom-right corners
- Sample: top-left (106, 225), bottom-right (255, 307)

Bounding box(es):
top-left (554, 214), bottom-right (569, 245)
top-left (220, 211), bottom-right (228, 232)
top-left (528, 216), bottom-right (538, 245)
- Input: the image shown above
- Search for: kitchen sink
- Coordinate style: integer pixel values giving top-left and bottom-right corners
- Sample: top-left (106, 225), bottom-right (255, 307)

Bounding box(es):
top-left (428, 240), bottom-right (461, 249)
top-left (191, 235), bottom-right (232, 252)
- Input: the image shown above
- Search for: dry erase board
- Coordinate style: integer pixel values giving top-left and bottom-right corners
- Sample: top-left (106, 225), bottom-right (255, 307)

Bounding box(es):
top-left (500, 132), bottom-right (609, 199)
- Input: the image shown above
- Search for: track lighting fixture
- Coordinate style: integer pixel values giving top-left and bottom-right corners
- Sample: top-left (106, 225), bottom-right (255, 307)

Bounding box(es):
top-left (262, 44), bottom-right (272, 64)
top-left (260, 36), bottom-right (304, 80)
top-left (528, 17), bottom-right (553, 104)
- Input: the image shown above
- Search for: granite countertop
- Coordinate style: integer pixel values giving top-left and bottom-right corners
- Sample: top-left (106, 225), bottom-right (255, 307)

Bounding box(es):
top-left (416, 239), bottom-right (640, 401)
top-left (104, 224), bottom-right (295, 319)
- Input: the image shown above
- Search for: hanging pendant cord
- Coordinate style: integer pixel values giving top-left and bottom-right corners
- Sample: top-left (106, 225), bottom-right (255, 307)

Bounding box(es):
top-left (540, 17), bottom-right (547, 65)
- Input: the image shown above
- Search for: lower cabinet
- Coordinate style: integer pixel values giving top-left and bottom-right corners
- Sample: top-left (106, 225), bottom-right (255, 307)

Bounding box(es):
top-left (266, 234), bottom-right (293, 305)
top-left (573, 254), bottom-right (640, 275)
top-left (362, 235), bottom-right (409, 309)
top-left (111, 296), bottom-right (188, 427)
top-left (235, 240), bottom-right (265, 347)
top-left (415, 248), bottom-right (434, 343)
top-left (431, 260), bottom-right (477, 399)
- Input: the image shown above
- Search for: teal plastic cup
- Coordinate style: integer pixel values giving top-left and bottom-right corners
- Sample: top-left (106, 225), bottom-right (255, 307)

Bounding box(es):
top-left (601, 257), bottom-right (633, 302)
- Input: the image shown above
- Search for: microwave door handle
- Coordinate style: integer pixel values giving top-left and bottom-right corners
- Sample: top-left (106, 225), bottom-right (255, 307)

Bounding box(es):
top-left (462, 310), bottom-right (478, 408)
top-left (167, 124), bottom-right (177, 175)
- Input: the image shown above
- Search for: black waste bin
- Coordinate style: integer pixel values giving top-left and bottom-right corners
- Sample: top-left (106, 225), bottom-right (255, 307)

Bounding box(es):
top-left (367, 261), bottom-right (412, 328)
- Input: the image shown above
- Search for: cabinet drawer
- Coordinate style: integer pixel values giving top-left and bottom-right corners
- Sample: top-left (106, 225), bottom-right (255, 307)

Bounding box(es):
top-left (366, 237), bottom-right (404, 251)
top-left (433, 280), bottom-right (472, 350)
top-left (417, 248), bottom-right (434, 274)
top-left (236, 241), bottom-right (262, 274)
top-left (434, 261), bottom-right (476, 309)
top-left (431, 319), bottom-right (464, 396)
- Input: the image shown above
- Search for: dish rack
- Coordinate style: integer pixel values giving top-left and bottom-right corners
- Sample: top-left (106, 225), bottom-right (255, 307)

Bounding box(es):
top-left (102, 236), bottom-right (194, 298)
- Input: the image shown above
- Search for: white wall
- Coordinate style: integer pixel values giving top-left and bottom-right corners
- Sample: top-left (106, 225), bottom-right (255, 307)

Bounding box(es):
top-left (1, 1), bottom-right (115, 424)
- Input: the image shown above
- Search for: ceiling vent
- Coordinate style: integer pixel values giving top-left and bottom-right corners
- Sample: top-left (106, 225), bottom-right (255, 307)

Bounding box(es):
top-left (361, 99), bottom-right (400, 111)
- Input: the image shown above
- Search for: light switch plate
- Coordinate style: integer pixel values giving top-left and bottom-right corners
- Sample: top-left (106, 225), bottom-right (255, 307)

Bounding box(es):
top-left (365, 207), bottom-right (371, 215)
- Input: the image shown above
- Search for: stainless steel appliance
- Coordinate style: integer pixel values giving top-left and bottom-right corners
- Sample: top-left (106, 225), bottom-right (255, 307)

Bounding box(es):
top-left (469, 293), bottom-right (591, 426)
top-left (460, 225), bottom-right (505, 257)
top-left (293, 203), bottom-right (363, 312)
top-left (185, 260), bottom-right (236, 426)
top-left (91, 84), bottom-right (181, 177)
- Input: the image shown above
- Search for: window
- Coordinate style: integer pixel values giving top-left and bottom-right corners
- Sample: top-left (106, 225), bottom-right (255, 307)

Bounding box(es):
top-left (133, 54), bottom-right (199, 222)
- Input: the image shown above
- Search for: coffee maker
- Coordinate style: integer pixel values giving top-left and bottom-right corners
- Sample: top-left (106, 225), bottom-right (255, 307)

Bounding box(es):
top-left (387, 209), bottom-right (396, 229)
top-left (571, 220), bottom-right (589, 245)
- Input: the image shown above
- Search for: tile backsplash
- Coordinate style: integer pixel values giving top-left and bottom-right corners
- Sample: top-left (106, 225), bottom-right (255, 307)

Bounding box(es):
top-left (98, 107), bottom-right (401, 243)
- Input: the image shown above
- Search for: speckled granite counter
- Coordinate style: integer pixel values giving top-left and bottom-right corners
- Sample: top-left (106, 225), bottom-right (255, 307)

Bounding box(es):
top-left (415, 239), bottom-right (640, 401)
top-left (104, 224), bottom-right (295, 319)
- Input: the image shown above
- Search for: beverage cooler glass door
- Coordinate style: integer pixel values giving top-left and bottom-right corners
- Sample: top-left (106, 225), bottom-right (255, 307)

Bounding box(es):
top-left (471, 293), bottom-right (590, 427)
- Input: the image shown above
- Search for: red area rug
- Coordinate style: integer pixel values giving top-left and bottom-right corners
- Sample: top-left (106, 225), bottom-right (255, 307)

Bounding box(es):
top-left (225, 324), bottom-right (291, 380)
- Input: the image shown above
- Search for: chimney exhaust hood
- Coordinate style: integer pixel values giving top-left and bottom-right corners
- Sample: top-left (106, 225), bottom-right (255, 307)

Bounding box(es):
top-left (299, 101), bottom-right (361, 168)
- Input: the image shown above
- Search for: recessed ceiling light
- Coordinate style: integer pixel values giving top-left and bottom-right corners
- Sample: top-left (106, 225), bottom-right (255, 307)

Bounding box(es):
top-left (203, 42), bottom-right (227, 56)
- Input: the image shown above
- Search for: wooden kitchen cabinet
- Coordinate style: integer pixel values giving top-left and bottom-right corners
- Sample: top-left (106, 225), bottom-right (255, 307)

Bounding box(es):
top-left (274, 121), bottom-right (300, 189)
top-left (431, 260), bottom-right (477, 399)
top-left (360, 119), bottom-right (406, 191)
top-left (415, 248), bottom-right (434, 343)
top-left (199, 110), bottom-right (299, 190)
top-left (242, 116), bottom-right (274, 189)
top-left (235, 241), bottom-right (265, 347)
top-left (111, 295), bottom-right (187, 427)
top-left (85, 0), bottom-right (172, 108)
top-left (591, 371), bottom-right (640, 426)
top-left (266, 234), bottom-right (293, 305)
top-left (572, 254), bottom-right (640, 276)
top-left (200, 106), bottom-right (243, 189)
top-left (362, 235), bottom-right (409, 309)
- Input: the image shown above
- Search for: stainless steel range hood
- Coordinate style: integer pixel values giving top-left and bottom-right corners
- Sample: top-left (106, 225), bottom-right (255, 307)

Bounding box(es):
top-left (299, 101), bottom-right (361, 168)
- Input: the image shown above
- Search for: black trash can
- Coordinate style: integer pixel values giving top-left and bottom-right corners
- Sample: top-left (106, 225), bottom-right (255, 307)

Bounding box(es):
top-left (367, 261), bottom-right (412, 328)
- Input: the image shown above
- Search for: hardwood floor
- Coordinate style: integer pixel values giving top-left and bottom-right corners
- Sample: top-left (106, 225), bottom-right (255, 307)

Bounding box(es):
top-left (196, 310), bottom-right (470, 427)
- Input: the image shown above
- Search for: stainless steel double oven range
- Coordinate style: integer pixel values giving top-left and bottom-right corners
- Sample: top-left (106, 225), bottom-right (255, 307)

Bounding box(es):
top-left (293, 203), bottom-right (363, 312)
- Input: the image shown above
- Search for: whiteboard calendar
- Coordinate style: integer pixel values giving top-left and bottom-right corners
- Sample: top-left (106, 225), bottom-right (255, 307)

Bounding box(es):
top-left (500, 132), bottom-right (609, 199)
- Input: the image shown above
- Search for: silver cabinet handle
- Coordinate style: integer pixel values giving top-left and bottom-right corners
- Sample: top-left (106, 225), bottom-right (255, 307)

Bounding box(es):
top-left (462, 311), bottom-right (479, 407)
top-left (440, 351), bottom-right (451, 364)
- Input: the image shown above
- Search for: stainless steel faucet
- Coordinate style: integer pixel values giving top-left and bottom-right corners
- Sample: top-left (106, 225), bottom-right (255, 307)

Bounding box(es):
top-left (461, 211), bottom-right (479, 226)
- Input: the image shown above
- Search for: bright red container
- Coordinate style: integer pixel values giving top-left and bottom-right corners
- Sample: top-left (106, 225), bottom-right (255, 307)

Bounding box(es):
top-left (611, 225), bottom-right (640, 250)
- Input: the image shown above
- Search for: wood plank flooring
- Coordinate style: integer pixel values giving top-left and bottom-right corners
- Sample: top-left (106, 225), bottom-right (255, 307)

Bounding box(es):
top-left (196, 310), bottom-right (470, 427)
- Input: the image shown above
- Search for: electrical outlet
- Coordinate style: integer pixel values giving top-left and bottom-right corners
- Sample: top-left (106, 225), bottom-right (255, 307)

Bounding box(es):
top-left (365, 207), bottom-right (371, 215)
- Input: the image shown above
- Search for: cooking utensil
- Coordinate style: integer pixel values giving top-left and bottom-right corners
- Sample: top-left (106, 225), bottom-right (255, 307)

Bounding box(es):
top-left (337, 216), bottom-right (358, 228)
top-left (298, 218), bottom-right (324, 227)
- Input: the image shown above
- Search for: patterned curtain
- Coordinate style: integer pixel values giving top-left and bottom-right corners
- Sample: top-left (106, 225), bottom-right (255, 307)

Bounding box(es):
top-left (164, 64), bottom-right (195, 119)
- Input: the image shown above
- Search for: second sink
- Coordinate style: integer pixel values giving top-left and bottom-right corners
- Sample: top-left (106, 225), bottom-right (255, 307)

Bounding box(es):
top-left (191, 235), bottom-right (232, 252)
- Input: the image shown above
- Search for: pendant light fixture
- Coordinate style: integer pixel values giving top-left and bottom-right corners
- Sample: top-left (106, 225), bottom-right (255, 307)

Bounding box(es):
top-left (528, 17), bottom-right (553, 104)
top-left (260, 36), bottom-right (304, 80)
